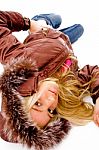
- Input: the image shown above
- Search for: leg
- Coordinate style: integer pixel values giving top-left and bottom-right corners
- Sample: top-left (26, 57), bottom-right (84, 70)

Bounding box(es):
top-left (59, 24), bottom-right (84, 44)
top-left (32, 14), bottom-right (84, 44)
top-left (32, 13), bottom-right (62, 29)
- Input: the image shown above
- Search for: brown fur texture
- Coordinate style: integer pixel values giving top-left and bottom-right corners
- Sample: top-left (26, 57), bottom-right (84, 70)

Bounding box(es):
top-left (0, 57), bottom-right (71, 150)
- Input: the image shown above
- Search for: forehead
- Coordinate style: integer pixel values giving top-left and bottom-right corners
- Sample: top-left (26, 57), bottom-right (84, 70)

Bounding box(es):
top-left (38, 77), bottom-right (58, 85)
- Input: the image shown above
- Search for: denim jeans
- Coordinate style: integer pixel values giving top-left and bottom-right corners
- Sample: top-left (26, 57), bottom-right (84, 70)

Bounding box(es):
top-left (59, 24), bottom-right (84, 44)
top-left (32, 14), bottom-right (84, 44)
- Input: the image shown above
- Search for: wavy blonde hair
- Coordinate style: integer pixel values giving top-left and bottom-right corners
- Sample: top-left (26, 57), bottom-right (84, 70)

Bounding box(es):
top-left (51, 69), bottom-right (94, 125)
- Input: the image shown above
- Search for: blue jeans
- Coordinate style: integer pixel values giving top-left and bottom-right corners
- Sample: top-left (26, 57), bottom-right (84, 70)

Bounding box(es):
top-left (59, 24), bottom-right (84, 44)
top-left (32, 14), bottom-right (84, 44)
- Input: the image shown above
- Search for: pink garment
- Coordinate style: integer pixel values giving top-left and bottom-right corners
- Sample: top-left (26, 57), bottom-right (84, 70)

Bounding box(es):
top-left (61, 59), bottom-right (72, 72)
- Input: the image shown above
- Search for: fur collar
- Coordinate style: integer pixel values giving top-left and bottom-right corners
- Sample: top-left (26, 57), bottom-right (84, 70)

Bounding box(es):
top-left (0, 58), bottom-right (71, 150)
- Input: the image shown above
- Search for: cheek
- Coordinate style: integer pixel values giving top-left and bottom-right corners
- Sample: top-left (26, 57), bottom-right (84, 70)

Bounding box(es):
top-left (30, 109), bottom-right (51, 127)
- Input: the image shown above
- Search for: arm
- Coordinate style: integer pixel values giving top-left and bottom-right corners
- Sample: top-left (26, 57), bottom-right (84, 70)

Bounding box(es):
top-left (0, 11), bottom-right (30, 32)
top-left (0, 11), bottom-right (44, 33)
top-left (77, 65), bottom-right (99, 126)
top-left (77, 65), bottom-right (99, 104)
top-left (0, 11), bottom-right (43, 64)
top-left (0, 11), bottom-right (30, 63)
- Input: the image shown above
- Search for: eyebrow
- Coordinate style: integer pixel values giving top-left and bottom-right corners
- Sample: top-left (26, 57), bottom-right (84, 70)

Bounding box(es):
top-left (32, 106), bottom-right (42, 112)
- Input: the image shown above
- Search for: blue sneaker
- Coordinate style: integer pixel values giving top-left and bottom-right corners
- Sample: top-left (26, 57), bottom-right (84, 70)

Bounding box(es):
top-left (32, 13), bottom-right (62, 29)
top-left (59, 24), bottom-right (84, 44)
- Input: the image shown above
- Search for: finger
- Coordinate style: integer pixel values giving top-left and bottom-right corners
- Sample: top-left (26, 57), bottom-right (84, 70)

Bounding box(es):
top-left (96, 114), bottom-right (99, 126)
top-left (93, 114), bottom-right (99, 126)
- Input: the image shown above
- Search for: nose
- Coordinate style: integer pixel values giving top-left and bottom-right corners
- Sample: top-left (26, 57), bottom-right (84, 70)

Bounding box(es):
top-left (43, 96), bottom-right (55, 110)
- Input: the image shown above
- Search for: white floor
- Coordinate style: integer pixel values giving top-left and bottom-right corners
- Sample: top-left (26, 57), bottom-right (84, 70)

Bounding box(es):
top-left (0, 0), bottom-right (99, 150)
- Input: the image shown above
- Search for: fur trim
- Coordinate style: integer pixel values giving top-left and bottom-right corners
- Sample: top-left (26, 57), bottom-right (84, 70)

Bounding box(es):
top-left (0, 57), bottom-right (71, 150)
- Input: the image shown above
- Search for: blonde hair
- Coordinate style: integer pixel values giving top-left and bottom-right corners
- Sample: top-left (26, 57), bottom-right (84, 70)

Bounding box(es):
top-left (52, 69), bottom-right (94, 126)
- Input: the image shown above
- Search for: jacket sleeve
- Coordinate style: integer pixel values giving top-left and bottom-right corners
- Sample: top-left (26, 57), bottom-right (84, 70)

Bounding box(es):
top-left (0, 11), bottom-right (30, 32)
top-left (0, 11), bottom-right (30, 63)
top-left (77, 65), bottom-right (99, 103)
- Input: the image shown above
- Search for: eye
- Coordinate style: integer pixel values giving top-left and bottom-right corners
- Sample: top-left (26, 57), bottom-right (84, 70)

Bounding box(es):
top-left (35, 101), bottom-right (41, 106)
top-left (48, 109), bottom-right (57, 115)
top-left (48, 109), bottom-right (53, 114)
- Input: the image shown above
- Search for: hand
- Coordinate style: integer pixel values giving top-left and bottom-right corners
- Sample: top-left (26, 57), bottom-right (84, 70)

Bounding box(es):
top-left (29, 20), bottom-right (50, 33)
top-left (29, 20), bottom-right (43, 33)
top-left (93, 97), bottom-right (99, 126)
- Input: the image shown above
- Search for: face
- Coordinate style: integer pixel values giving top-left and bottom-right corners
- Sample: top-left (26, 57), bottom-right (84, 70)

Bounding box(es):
top-left (29, 80), bottom-right (59, 127)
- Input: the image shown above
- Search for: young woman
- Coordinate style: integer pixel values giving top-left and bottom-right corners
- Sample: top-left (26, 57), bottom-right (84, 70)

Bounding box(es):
top-left (0, 11), bottom-right (99, 150)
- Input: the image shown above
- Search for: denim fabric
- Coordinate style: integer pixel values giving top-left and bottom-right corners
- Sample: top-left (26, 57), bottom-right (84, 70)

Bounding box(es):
top-left (32, 13), bottom-right (62, 29)
top-left (32, 14), bottom-right (84, 43)
top-left (60, 24), bottom-right (84, 43)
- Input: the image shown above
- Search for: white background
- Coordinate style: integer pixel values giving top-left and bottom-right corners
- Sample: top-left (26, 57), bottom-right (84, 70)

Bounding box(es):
top-left (0, 0), bottom-right (99, 150)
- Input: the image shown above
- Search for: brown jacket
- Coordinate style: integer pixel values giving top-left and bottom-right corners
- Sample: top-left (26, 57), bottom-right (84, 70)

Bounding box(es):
top-left (0, 11), bottom-right (99, 102)
top-left (0, 11), bottom-right (72, 96)
top-left (0, 11), bottom-right (99, 144)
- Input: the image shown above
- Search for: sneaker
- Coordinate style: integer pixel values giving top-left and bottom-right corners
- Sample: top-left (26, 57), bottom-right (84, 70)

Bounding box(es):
top-left (32, 13), bottom-right (62, 29)
top-left (60, 24), bottom-right (84, 44)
